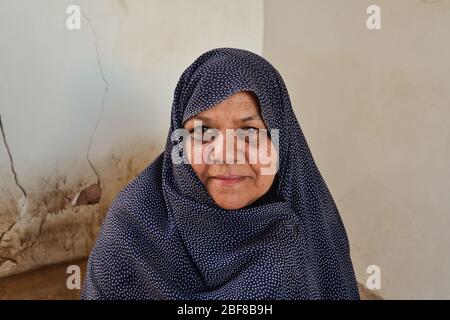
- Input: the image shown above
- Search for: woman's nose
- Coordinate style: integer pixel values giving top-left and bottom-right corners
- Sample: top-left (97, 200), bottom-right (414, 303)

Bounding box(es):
top-left (209, 131), bottom-right (244, 164)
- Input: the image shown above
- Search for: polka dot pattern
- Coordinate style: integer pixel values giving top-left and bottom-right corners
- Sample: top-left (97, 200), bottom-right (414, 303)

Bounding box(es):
top-left (81, 48), bottom-right (360, 300)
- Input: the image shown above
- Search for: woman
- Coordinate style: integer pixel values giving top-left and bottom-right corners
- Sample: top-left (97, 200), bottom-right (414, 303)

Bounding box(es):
top-left (81, 48), bottom-right (360, 300)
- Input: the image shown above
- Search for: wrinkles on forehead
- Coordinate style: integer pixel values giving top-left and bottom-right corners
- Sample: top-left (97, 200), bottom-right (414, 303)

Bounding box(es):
top-left (182, 91), bottom-right (265, 128)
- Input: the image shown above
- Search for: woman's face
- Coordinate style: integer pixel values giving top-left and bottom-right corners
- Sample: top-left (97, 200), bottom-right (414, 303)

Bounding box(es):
top-left (183, 91), bottom-right (278, 210)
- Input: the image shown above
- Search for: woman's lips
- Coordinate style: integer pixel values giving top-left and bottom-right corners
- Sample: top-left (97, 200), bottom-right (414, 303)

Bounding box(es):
top-left (210, 175), bottom-right (246, 186)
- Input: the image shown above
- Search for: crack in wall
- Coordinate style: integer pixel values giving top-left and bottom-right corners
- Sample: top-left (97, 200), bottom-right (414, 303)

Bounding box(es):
top-left (0, 220), bottom-right (16, 246)
top-left (0, 114), bottom-right (28, 245)
top-left (0, 115), bottom-right (27, 200)
top-left (0, 256), bottom-right (17, 265)
top-left (79, 3), bottom-right (110, 187)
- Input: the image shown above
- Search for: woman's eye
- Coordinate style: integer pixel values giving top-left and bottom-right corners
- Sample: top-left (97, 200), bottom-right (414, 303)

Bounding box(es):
top-left (189, 126), bottom-right (214, 142)
top-left (190, 126), bottom-right (204, 136)
top-left (243, 127), bottom-right (259, 135)
top-left (188, 126), bottom-right (260, 143)
top-left (189, 126), bottom-right (202, 133)
top-left (240, 127), bottom-right (259, 139)
top-left (236, 127), bottom-right (260, 144)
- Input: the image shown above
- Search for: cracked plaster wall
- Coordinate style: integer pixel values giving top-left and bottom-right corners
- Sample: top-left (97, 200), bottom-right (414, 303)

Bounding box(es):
top-left (0, 0), bottom-right (264, 278)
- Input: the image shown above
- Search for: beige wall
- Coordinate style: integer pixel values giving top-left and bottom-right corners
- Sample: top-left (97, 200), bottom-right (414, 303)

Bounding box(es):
top-left (264, 0), bottom-right (450, 299)
top-left (0, 0), bottom-right (263, 278)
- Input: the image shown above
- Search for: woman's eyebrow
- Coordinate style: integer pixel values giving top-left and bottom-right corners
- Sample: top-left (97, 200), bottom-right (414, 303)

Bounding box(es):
top-left (238, 114), bottom-right (263, 122)
top-left (186, 114), bottom-right (263, 126)
top-left (191, 115), bottom-right (211, 122)
top-left (184, 115), bottom-right (212, 127)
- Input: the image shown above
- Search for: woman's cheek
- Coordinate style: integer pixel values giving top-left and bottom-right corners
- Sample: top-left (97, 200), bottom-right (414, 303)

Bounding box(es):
top-left (184, 138), bottom-right (199, 164)
top-left (246, 137), bottom-right (278, 176)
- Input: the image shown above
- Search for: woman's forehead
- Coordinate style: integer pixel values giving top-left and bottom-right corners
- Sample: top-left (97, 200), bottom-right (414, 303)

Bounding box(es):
top-left (184, 91), bottom-right (263, 124)
top-left (227, 91), bottom-right (258, 102)
top-left (205, 91), bottom-right (259, 113)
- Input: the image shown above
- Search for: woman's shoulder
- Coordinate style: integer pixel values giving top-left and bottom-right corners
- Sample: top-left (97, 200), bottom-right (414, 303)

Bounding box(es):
top-left (106, 152), bottom-right (166, 225)
top-left (118, 152), bottom-right (163, 200)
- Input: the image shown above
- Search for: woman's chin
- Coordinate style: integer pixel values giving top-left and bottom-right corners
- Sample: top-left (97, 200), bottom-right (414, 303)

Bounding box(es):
top-left (212, 196), bottom-right (252, 210)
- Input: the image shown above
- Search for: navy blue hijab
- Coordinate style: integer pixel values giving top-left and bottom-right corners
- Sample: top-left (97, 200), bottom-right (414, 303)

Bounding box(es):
top-left (81, 48), bottom-right (360, 300)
